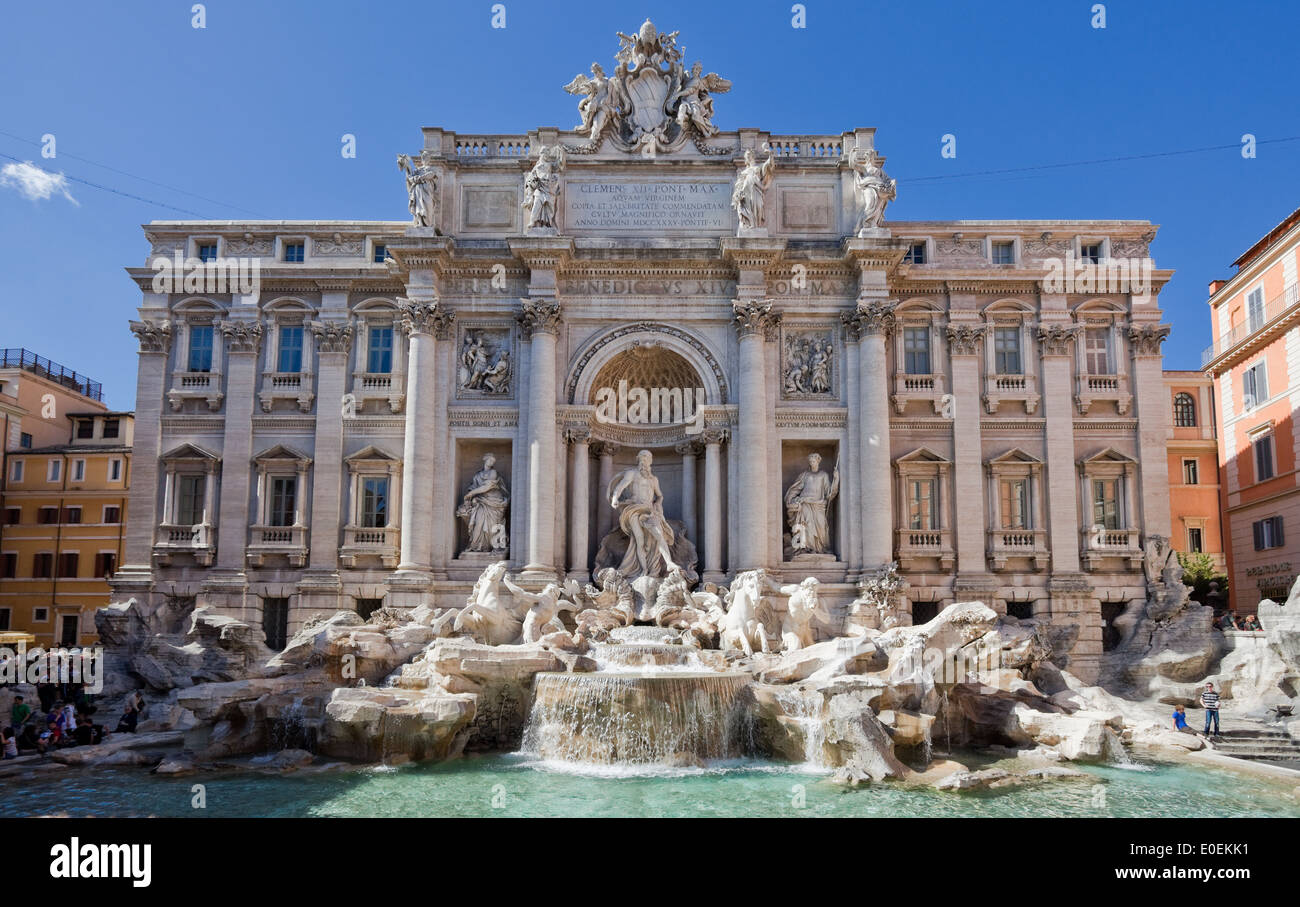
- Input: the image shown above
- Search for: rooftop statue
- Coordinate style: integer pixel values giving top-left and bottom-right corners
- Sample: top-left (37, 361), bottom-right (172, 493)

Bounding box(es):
top-left (563, 19), bottom-right (731, 154)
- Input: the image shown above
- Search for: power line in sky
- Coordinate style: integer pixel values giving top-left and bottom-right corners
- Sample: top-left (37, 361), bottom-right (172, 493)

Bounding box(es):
top-left (902, 135), bottom-right (1300, 183)
top-left (0, 150), bottom-right (210, 217)
top-left (0, 129), bottom-right (266, 217)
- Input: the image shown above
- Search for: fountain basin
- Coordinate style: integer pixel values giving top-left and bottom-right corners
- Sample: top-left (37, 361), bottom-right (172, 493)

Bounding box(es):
top-left (522, 671), bottom-right (752, 765)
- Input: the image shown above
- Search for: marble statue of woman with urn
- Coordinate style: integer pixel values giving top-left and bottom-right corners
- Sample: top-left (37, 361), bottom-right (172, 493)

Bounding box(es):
top-left (457, 454), bottom-right (509, 553)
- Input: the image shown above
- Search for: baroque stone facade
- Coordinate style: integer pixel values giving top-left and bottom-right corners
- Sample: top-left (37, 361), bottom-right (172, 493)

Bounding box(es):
top-left (111, 20), bottom-right (1174, 682)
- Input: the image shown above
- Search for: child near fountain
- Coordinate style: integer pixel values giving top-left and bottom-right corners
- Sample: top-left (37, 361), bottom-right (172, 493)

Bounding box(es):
top-left (1172, 705), bottom-right (1193, 734)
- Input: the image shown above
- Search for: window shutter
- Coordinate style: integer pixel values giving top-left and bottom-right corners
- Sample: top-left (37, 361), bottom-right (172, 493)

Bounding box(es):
top-left (1253, 520), bottom-right (1264, 550)
top-left (1275, 518), bottom-right (1285, 547)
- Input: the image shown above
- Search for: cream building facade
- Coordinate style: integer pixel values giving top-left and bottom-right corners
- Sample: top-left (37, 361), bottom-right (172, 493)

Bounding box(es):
top-left (112, 21), bottom-right (1173, 680)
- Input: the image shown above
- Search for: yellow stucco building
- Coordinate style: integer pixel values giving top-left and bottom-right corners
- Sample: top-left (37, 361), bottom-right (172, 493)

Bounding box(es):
top-left (0, 350), bottom-right (130, 647)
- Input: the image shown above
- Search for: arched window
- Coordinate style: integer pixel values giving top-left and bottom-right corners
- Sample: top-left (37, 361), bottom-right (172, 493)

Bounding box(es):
top-left (1173, 392), bottom-right (1197, 427)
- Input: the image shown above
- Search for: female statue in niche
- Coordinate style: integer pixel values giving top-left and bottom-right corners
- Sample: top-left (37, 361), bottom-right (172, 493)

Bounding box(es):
top-left (784, 452), bottom-right (840, 555)
top-left (457, 453), bottom-right (509, 553)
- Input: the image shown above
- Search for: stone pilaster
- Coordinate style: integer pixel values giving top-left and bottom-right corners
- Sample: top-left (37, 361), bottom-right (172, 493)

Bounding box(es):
top-left (946, 320), bottom-right (990, 581)
top-left (201, 314), bottom-right (262, 622)
top-left (297, 311), bottom-right (353, 612)
top-left (1036, 319), bottom-right (1083, 573)
top-left (112, 313), bottom-right (172, 597)
top-left (1128, 323), bottom-right (1173, 539)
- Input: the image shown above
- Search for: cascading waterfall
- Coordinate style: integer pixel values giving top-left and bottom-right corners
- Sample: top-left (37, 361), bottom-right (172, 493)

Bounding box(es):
top-left (522, 672), bottom-right (751, 765)
top-left (520, 629), bottom-right (753, 767)
top-left (773, 686), bottom-right (826, 769)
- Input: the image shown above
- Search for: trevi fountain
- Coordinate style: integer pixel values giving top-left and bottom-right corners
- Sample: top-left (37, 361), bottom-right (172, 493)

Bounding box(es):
top-left (7, 20), bottom-right (1300, 818)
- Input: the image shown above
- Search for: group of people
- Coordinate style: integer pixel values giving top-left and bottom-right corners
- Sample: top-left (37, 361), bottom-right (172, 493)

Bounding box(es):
top-left (1213, 611), bottom-right (1261, 631)
top-left (3, 686), bottom-right (147, 760)
top-left (1171, 682), bottom-right (1224, 738)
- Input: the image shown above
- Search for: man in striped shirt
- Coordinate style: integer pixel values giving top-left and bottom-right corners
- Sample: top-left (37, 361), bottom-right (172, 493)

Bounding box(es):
top-left (1201, 682), bottom-right (1221, 736)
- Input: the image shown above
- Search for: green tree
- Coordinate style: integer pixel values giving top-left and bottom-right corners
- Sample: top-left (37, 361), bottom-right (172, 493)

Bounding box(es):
top-left (1178, 551), bottom-right (1227, 605)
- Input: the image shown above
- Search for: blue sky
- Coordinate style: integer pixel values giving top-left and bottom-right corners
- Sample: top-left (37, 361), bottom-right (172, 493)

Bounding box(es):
top-left (1, 0), bottom-right (1297, 408)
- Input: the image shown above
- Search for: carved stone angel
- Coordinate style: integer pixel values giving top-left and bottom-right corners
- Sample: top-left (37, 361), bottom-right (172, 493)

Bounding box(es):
top-left (732, 146), bottom-right (775, 233)
top-left (672, 61), bottom-right (731, 138)
top-left (563, 62), bottom-right (627, 142)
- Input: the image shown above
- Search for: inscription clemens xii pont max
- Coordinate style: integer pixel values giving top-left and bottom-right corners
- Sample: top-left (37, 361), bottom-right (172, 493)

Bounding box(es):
top-left (566, 181), bottom-right (731, 231)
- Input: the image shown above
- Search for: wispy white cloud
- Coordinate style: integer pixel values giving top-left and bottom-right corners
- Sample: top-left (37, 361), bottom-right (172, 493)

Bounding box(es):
top-left (0, 160), bottom-right (78, 205)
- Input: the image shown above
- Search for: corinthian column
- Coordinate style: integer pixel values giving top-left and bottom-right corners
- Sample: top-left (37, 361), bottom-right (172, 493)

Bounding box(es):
top-left (519, 298), bottom-right (562, 580)
top-left (676, 439), bottom-right (702, 546)
top-left (592, 441), bottom-right (618, 543)
top-left (395, 298), bottom-right (453, 574)
top-left (847, 299), bottom-right (896, 569)
top-left (733, 298), bottom-right (781, 571)
top-left (701, 428), bottom-right (727, 582)
top-left (567, 427), bottom-right (591, 577)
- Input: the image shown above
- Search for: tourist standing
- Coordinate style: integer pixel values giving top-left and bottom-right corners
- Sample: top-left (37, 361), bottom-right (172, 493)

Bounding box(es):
top-left (1201, 682), bottom-right (1221, 736)
top-left (9, 695), bottom-right (31, 734)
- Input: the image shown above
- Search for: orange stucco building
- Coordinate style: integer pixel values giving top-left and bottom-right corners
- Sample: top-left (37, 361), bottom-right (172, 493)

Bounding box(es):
top-left (1204, 206), bottom-right (1300, 614)
top-left (1163, 370), bottom-right (1223, 571)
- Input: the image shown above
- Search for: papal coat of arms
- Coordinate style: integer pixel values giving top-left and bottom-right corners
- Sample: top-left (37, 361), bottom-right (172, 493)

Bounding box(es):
top-left (563, 19), bottom-right (732, 154)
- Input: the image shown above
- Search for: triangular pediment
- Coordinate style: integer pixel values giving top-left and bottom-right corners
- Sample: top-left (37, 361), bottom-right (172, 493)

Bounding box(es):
top-left (345, 445), bottom-right (399, 462)
top-left (253, 444), bottom-right (311, 464)
top-left (161, 442), bottom-right (219, 461)
top-left (987, 447), bottom-right (1042, 466)
top-left (897, 447), bottom-right (950, 464)
top-left (1079, 446), bottom-right (1136, 466)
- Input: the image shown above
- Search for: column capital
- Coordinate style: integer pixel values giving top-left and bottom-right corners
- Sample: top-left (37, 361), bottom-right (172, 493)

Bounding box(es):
top-left (675, 439), bottom-right (704, 457)
top-left (398, 298), bottom-right (455, 338)
top-left (733, 298), bottom-right (781, 340)
top-left (700, 427), bottom-right (729, 446)
top-left (1126, 322), bottom-right (1170, 358)
top-left (309, 319), bottom-right (354, 354)
top-left (564, 426), bottom-right (591, 445)
top-left (590, 440), bottom-right (620, 458)
top-left (517, 298), bottom-right (563, 337)
top-left (843, 299), bottom-right (897, 338)
top-left (219, 319), bottom-right (263, 353)
top-left (130, 319), bottom-right (172, 354)
top-left (1035, 322), bottom-right (1080, 357)
top-left (945, 323), bottom-right (987, 356)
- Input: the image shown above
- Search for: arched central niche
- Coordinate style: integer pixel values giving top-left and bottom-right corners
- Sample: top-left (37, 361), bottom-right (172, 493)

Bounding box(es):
top-left (587, 343), bottom-right (702, 403)
top-left (566, 321), bottom-right (727, 405)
